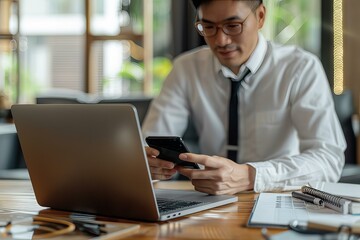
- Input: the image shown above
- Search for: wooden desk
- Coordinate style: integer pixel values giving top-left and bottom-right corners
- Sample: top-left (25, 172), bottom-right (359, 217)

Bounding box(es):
top-left (0, 180), bottom-right (285, 239)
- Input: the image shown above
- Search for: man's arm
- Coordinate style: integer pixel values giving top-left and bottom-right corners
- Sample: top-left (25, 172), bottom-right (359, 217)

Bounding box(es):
top-left (142, 57), bottom-right (190, 139)
top-left (248, 56), bottom-right (346, 192)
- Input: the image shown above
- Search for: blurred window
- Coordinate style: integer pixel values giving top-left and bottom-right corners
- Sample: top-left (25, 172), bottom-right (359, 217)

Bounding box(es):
top-left (263, 0), bottom-right (321, 56)
top-left (1, 0), bottom-right (320, 102)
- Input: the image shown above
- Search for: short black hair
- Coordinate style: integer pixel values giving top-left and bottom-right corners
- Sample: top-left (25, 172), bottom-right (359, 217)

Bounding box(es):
top-left (191, 0), bottom-right (263, 10)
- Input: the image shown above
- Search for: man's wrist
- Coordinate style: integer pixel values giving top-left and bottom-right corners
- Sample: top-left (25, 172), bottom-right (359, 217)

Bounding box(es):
top-left (246, 164), bottom-right (256, 190)
top-left (234, 163), bottom-right (256, 192)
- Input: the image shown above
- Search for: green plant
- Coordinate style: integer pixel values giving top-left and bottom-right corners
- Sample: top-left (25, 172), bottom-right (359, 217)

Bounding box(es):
top-left (1, 53), bottom-right (17, 104)
top-left (152, 57), bottom-right (172, 94)
top-left (117, 57), bottom-right (172, 95)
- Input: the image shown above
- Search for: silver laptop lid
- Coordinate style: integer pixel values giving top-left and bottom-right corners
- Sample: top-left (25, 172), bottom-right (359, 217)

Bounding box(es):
top-left (12, 104), bottom-right (160, 221)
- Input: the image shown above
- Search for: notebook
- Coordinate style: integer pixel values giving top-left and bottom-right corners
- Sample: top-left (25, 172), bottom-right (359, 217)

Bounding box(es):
top-left (247, 192), bottom-right (360, 228)
top-left (309, 181), bottom-right (360, 202)
top-left (11, 104), bottom-right (237, 221)
top-left (301, 186), bottom-right (360, 214)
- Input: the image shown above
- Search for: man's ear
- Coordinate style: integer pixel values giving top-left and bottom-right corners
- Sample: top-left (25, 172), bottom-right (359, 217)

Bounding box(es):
top-left (257, 4), bottom-right (266, 29)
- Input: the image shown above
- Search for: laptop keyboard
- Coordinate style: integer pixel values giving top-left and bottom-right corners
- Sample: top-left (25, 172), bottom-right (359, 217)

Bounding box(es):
top-left (156, 198), bottom-right (203, 213)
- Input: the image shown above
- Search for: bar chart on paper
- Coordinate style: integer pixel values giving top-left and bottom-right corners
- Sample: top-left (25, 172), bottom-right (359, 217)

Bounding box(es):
top-left (248, 193), bottom-right (309, 227)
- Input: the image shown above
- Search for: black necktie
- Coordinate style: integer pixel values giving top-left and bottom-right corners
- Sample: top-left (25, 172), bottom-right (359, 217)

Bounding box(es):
top-left (227, 68), bottom-right (251, 161)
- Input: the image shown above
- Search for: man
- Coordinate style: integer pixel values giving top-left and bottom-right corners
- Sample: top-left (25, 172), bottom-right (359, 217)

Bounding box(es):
top-left (142, 0), bottom-right (346, 194)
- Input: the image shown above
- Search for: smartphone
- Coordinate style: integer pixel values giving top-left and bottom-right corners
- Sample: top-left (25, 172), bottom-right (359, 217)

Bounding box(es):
top-left (145, 136), bottom-right (200, 169)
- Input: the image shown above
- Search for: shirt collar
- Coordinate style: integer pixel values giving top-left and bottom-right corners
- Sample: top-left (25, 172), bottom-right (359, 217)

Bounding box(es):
top-left (214, 33), bottom-right (268, 80)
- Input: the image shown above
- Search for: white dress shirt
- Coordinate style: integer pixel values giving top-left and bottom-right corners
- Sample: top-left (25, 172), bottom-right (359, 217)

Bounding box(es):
top-left (142, 33), bottom-right (346, 192)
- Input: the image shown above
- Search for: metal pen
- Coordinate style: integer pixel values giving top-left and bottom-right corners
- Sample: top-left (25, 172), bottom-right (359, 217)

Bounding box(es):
top-left (292, 191), bottom-right (324, 207)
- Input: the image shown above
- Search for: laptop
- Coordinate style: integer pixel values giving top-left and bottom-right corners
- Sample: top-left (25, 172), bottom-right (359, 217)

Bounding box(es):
top-left (11, 104), bottom-right (237, 221)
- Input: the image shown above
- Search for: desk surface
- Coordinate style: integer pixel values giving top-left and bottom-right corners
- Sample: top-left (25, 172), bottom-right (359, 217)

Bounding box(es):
top-left (0, 180), bottom-right (285, 239)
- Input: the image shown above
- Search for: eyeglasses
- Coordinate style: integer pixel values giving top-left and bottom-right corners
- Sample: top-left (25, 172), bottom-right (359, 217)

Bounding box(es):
top-left (194, 11), bottom-right (252, 37)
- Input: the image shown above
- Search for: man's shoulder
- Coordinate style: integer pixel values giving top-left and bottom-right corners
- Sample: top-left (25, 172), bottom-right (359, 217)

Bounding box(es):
top-left (268, 41), bottom-right (318, 62)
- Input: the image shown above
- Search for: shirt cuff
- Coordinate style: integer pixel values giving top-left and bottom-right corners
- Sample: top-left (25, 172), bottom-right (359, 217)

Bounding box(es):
top-left (246, 161), bottom-right (282, 192)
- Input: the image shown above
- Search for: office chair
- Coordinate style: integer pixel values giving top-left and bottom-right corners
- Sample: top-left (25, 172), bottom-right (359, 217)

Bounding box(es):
top-left (0, 124), bottom-right (29, 179)
top-left (36, 90), bottom-right (152, 125)
top-left (333, 90), bottom-right (357, 165)
top-left (98, 96), bottom-right (153, 124)
top-left (332, 90), bottom-right (360, 183)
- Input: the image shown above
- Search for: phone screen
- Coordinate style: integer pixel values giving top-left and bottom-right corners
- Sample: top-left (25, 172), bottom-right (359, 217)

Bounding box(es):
top-left (145, 136), bottom-right (200, 169)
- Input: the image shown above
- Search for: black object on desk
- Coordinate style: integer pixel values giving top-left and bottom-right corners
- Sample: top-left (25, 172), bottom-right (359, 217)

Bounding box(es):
top-left (292, 191), bottom-right (324, 207)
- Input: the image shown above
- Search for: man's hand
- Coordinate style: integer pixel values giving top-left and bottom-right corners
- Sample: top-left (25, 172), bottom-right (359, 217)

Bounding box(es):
top-left (145, 146), bottom-right (178, 180)
top-left (177, 153), bottom-right (255, 195)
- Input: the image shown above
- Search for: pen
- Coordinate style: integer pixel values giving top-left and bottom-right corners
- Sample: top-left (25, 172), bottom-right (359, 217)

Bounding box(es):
top-left (292, 191), bottom-right (324, 207)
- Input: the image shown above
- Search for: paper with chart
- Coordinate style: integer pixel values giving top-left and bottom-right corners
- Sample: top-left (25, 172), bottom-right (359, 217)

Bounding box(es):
top-left (248, 193), bottom-right (360, 228)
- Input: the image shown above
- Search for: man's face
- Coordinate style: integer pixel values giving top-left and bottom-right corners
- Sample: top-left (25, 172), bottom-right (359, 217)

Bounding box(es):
top-left (198, 1), bottom-right (265, 74)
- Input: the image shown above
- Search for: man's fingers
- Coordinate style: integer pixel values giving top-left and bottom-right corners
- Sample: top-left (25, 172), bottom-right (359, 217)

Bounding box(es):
top-left (151, 174), bottom-right (174, 180)
top-left (145, 146), bottom-right (159, 157)
top-left (179, 153), bottom-right (224, 168)
top-left (150, 166), bottom-right (177, 176)
top-left (192, 184), bottom-right (229, 195)
top-left (146, 146), bottom-right (177, 180)
top-left (148, 156), bottom-right (175, 169)
top-left (177, 167), bottom-right (214, 180)
top-left (194, 186), bottom-right (231, 195)
top-left (145, 146), bottom-right (176, 169)
top-left (191, 180), bottom-right (233, 195)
